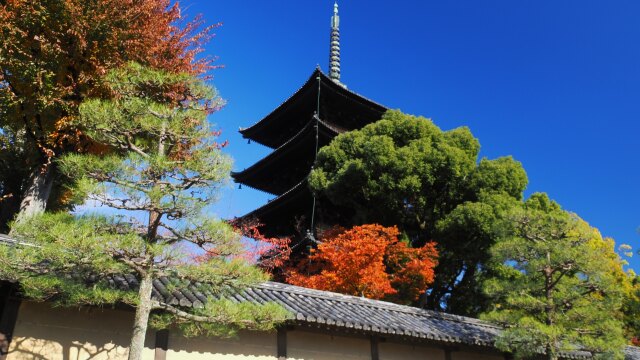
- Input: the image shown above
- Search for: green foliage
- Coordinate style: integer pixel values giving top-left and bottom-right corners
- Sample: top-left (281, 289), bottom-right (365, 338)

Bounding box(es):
top-left (3, 64), bottom-right (289, 342)
top-left (0, 0), bottom-right (218, 228)
top-left (151, 299), bottom-right (289, 338)
top-left (624, 275), bottom-right (640, 345)
top-left (482, 193), bottom-right (627, 359)
top-left (309, 109), bottom-right (527, 313)
top-left (2, 212), bottom-right (136, 305)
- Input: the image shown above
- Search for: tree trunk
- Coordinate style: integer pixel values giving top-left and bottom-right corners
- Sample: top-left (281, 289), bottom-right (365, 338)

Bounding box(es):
top-left (0, 193), bottom-right (20, 234)
top-left (546, 344), bottom-right (557, 360)
top-left (544, 252), bottom-right (556, 360)
top-left (10, 163), bottom-right (54, 231)
top-left (128, 273), bottom-right (154, 360)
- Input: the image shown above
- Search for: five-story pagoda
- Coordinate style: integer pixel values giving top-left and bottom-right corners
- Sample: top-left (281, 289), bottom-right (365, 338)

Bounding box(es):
top-left (233, 2), bottom-right (386, 243)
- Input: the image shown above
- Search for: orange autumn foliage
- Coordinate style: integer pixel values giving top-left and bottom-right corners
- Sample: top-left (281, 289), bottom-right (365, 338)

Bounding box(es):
top-left (0, 0), bottom-right (218, 153)
top-left (0, 0), bottom-right (220, 219)
top-left (286, 224), bottom-right (438, 303)
top-left (231, 218), bottom-right (292, 272)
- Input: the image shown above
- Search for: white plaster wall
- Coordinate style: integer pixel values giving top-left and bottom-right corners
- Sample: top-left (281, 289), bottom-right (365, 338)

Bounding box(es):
top-left (287, 330), bottom-right (371, 360)
top-left (452, 351), bottom-right (505, 360)
top-left (378, 341), bottom-right (446, 360)
top-left (9, 302), bottom-right (279, 360)
top-left (6, 300), bottom-right (506, 360)
top-left (8, 301), bottom-right (154, 360)
top-left (167, 330), bottom-right (278, 360)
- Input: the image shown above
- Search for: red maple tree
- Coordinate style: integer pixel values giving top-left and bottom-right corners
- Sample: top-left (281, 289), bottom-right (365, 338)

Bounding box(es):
top-left (193, 218), bottom-right (291, 272)
top-left (286, 224), bottom-right (438, 303)
top-left (0, 0), bottom-right (220, 228)
top-left (231, 218), bottom-right (292, 271)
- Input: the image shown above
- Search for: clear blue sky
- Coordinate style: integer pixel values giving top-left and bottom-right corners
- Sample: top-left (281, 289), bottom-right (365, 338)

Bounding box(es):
top-left (184, 1), bottom-right (640, 270)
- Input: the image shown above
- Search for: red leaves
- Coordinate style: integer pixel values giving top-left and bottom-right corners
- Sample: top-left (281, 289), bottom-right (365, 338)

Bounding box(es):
top-left (231, 218), bottom-right (291, 271)
top-left (285, 224), bottom-right (438, 303)
top-left (386, 237), bottom-right (439, 303)
top-left (1, 0), bottom-right (219, 152)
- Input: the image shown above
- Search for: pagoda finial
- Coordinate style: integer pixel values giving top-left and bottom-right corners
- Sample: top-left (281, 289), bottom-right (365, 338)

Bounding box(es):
top-left (329, 1), bottom-right (341, 83)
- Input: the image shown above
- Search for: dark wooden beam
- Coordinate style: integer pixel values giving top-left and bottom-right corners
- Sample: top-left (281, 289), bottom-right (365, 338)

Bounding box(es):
top-left (154, 329), bottom-right (169, 360)
top-left (370, 336), bottom-right (379, 360)
top-left (277, 327), bottom-right (287, 360)
top-left (444, 347), bottom-right (453, 360)
top-left (0, 283), bottom-right (21, 360)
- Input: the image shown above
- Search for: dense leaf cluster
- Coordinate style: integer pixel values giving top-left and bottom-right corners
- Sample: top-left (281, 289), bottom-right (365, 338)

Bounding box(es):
top-left (286, 224), bottom-right (438, 303)
top-left (0, 0), bottom-right (217, 230)
top-left (310, 110), bottom-right (528, 313)
top-left (2, 65), bottom-right (288, 359)
top-left (482, 194), bottom-right (627, 359)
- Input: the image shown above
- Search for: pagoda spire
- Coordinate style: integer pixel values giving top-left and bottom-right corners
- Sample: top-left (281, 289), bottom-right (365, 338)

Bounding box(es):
top-left (329, 1), bottom-right (341, 83)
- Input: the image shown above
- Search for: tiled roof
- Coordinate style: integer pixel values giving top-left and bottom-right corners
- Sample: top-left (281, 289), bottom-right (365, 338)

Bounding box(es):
top-left (239, 68), bottom-right (387, 137)
top-left (626, 346), bottom-right (640, 360)
top-left (252, 282), bottom-right (501, 346)
top-left (146, 277), bottom-right (501, 347)
top-left (231, 178), bottom-right (308, 221)
top-left (231, 116), bottom-right (340, 196)
top-left (108, 275), bottom-right (635, 359)
top-left (2, 234), bottom-right (638, 359)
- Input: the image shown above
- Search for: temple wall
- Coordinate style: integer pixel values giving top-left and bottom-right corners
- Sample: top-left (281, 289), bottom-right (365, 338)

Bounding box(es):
top-left (6, 301), bottom-right (506, 360)
top-left (7, 301), bottom-right (153, 360)
top-left (287, 330), bottom-right (371, 360)
top-left (167, 330), bottom-right (278, 359)
top-left (451, 352), bottom-right (505, 360)
top-left (378, 341), bottom-right (446, 360)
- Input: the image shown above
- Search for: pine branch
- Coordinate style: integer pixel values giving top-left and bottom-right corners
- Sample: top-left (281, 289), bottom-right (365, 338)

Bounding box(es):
top-left (125, 133), bottom-right (149, 158)
top-left (151, 300), bottom-right (256, 325)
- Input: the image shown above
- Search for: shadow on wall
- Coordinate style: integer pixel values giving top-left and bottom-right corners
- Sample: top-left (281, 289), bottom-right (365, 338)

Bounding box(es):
top-left (10, 336), bottom-right (127, 360)
top-left (8, 301), bottom-right (153, 360)
top-left (9, 301), bottom-right (280, 360)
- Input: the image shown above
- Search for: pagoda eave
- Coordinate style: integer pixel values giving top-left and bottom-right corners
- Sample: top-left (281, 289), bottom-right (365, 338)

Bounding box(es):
top-left (234, 180), bottom-right (314, 239)
top-left (233, 118), bottom-right (339, 196)
top-left (240, 68), bottom-right (388, 149)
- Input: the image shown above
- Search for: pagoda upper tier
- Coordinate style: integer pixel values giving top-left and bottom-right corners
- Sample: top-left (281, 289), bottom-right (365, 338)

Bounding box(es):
top-left (239, 68), bottom-right (386, 149)
top-left (234, 68), bottom-right (387, 239)
top-left (232, 117), bottom-right (340, 196)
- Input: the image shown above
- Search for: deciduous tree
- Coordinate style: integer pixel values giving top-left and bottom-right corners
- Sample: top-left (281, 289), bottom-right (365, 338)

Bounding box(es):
top-left (225, 218), bottom-right (292, 272)
top-left (623, 273), bottom-right (640, 345)
top-left (309, 110), bottom-right (527, 314)
top-left (482, 193), bottom-right (627, 360)
top-left (0, 64), bottom-right (288, 360)
top-left (0, 0), bottom-right (216, 230)
top-left (286, 224), bottom-right (438, 303)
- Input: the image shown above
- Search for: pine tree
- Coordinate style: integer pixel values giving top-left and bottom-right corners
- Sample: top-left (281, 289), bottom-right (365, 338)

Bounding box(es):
top-left (0, 0), bottom-right (217, 230)
top-left (0, 63), bottom-right (288, 360)
top-left (482, 193), bottom-right (627, 359)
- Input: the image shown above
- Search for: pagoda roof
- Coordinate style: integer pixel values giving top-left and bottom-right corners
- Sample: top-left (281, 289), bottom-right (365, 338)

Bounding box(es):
top-left (234, 180), bottom-right (313, 239)
top-left (240, 68), bottom-right (387, 149)
top-left (232, 117), bottom-right (339, 196)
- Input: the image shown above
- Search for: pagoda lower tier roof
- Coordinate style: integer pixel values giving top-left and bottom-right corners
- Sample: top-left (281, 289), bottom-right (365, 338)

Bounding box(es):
top-left (240, 68), bottom-right (387, 149)
top-left (233, 180), bottom-right (313, 239)
top-left (232, 117), bottom-right (339, 196)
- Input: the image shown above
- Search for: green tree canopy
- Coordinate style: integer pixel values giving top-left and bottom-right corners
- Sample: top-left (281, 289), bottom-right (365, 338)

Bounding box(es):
top-left (482, 193), bottom-right (627, 360)
top-left (0, 0), bottom-right (216, 231)
top-left (0, 64), bottom-right (288, 360)
top-left (309, 109), bottom-right (528, 313)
